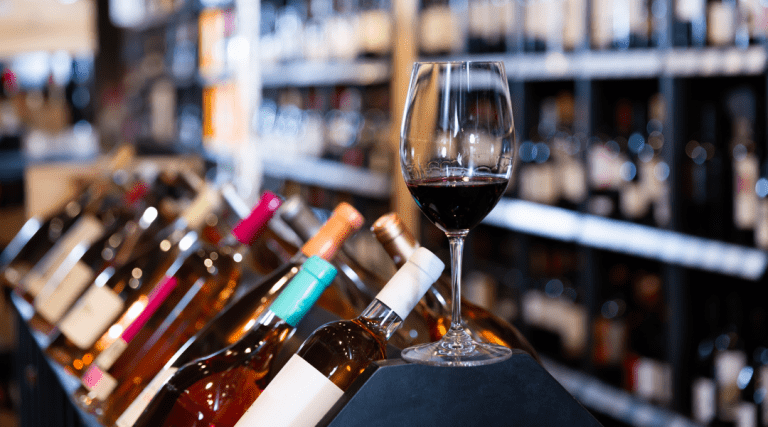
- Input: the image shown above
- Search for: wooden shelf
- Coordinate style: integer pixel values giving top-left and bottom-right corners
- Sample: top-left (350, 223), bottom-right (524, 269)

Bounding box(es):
top-left (543, 357), bottom-right (702, 427)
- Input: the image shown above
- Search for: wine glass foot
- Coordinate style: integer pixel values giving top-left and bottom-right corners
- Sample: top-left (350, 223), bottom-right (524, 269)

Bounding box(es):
top-left (401, 329), bottom-right (513, 367)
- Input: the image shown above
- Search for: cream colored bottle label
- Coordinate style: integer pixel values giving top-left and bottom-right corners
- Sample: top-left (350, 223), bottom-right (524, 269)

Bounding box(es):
top-left (233, 354), bottom-right (345, 427)
top-left (35, 261), bottom-right (95, 324)
top-left (58, 285), bottom-right (125, 350)
top-left (115, 367), bottom-right (178, 427)
top-left (94, 337), bottom-right (129, 371)
top-left (81, 364), bottom-right (119, 401)
top-left (23, 215), bottom-right (104, 297)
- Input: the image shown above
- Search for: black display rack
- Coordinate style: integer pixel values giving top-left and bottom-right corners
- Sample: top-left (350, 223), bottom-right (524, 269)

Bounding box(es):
top-left (10, 291), bottom-right (603, 427)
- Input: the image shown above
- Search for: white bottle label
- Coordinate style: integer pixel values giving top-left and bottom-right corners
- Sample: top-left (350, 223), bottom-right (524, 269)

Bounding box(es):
top-left (59, 285), bottom-right (125, 350)
top-left (35, 261), bottom-right (95, 324)
top-left (692, 377), bottom-right (716, 423)
top-left (716, 350), bottom-right (747, 421)
top-left (115, 367), bottom-right (179, 427)
top-left (94, 337), bottom-right (129, 371)
top-left (737, 402), bottom-right (758, 427)
top-left (81, 364), bottom-right (119, 401)
top-left (234, 354), bottom-right (345, 427)
top-left (734, 155), bottom-right (759, 230)
top-left (23, 215), bottom-right (104, 297)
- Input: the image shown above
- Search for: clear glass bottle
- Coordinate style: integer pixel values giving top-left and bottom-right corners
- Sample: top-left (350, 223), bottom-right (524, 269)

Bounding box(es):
top-left (43, 186), bottom-right (221, 376)
top-left (131, 256), bottom-right (337, 427)
top-left (74, 191), bottom-right (283, 423)
top-left (232, 247), bottom-right (445, 427)
top-left (111, 202), bottom-right (364, 427)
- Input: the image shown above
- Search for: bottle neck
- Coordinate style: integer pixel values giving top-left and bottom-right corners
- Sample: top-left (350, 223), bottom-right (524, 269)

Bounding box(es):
top-left (358, 299), bottom-right (404, 341)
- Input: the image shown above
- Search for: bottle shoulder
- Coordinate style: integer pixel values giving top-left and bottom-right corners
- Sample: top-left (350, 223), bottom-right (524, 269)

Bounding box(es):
top-left (297, 318), bottom-right (387, 390)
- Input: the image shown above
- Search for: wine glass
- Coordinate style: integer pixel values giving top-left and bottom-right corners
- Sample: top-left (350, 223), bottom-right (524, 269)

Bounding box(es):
top-left (399, 61), bottom-right (517, 366)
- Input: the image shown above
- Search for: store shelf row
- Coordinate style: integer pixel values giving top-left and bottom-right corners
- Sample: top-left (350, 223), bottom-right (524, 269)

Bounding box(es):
top-left (426, 46), bottom-right (767, 81)
top-left (542, 358), bottom-right (702, 427)
top-left (256, 46), bottom-right (766, 89)
top-left (483, 198), bottom-right (768, 280)
top-left (261, 59), bottom-right (392, 88)
top-left (260, 154), bottom-right (391, 199)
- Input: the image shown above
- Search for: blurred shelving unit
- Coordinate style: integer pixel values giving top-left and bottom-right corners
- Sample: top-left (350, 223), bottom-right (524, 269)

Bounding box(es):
top-left (8, 0), bottom-right (766, 426)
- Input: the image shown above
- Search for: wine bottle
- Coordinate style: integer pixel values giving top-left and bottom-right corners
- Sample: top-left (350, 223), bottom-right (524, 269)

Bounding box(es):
top-left (27, 205), bottom-right (163, 336)
top-left (73, 191), bottom-right (282, 423)
top-left (279, 196), bottom-right (432, 349)
top-left (371, 212), bottom-right (541, 362)
top-left (419, 0), bottom-right (462, 56)
top-left (112, 202), bottom-right (363, 427)
top-left (715, 293), bottom-right (748, 423)
top-left (691, 296), bottom-right (719, 424)
top-left (708, 0), bottom-right (737, 46)
top-left (674, 0), bottom-right (706, 46)
top-left (0, 144), bottom-right (135, 283)
top-left (26, 170), bottom-right (193, 335)
top-left (625, 271), bottom-right (672, 406)
top-left (232, 247), bottom-right (445, 427)
top-left (11, 177), bottom-right (144, 302)
top-left (131, 256), bottom-right (338, 427)
top-left (43, 186), bottom-right (221, 376)
top-left (278, 196), bottom-right (378, 312)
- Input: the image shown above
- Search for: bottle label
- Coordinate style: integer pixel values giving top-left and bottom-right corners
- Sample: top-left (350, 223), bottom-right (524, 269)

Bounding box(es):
top-left (81, 364), bottom-right (118, 401)
top-left (22, 215), bottom-right (105, 297)
top-left (58, 285), bottom-right (125, 350)
top-left (115, 367), bottom-right (178, 427)
top-left (93, 338), bottom-right (128, 371)
top-left (716, 350), bottom-right (747, 421)
top-left (420, 6), bottom-right (458, 54)
top-left (233, 354), bottom-right (344, 427)
top-left (692, 377), bottom-right (716, 423)
top-left (734, 155), bottom-right (759, 230)
top-left (35, 261), bottom-right (95, 324)
top-left (737, 402), bottom-right (757, 427)
top-left (708, 2), bottom-right (736, 46)
top-left (761, 365), bottom-right (768, 426)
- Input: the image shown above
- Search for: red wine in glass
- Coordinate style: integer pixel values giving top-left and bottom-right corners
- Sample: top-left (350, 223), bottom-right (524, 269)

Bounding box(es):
top-left (406, 176), bottom-right (509, 232)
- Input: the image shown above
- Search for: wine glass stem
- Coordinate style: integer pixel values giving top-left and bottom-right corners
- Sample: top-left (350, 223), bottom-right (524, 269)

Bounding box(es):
top-left (447, 233), bottom-right (467, 332)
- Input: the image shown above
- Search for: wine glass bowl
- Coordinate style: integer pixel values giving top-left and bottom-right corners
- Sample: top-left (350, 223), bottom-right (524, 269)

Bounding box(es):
top-left (399, 61), bottom-right (517, 366)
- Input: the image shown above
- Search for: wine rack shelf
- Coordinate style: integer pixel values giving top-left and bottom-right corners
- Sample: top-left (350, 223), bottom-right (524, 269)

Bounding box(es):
top-left (11, 292), bottom-right (603, 427)
top-left (433, 46), bottom-right (768, 81)
top-left (261, 155), bottom-right (391, 199)
top-left (542, 358), bottom-right (702, 427)
top-left (484, 198), bottom-right (768, 280)
top-left (261, 59), bottom-right (392, 88)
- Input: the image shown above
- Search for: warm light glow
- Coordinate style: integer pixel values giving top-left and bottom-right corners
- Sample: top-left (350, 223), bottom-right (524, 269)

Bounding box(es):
top-left (233, 253), bottom-right (243, 262)
top-left (125, 298), bottom-right (148, 321)
top-left (73, 359), bottom-right (84, 370)
top-left (108, 324), bottom-right (124, 339)
top-left (82, 353), bottom-right (94, 365)
top-left (160, 240), bottom-right (172, 251)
